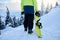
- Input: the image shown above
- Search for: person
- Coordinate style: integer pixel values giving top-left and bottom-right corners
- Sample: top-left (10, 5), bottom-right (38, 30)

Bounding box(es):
top-left (21, 0), bottom-right (39, 34)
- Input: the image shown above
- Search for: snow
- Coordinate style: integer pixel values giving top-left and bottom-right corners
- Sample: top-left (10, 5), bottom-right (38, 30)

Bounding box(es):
top-left (0, 25), bottom-right (42, 40)
top-left (41, 5), bottom-right (60, 40)
top-left (0, 5), bottom-right (60, 40)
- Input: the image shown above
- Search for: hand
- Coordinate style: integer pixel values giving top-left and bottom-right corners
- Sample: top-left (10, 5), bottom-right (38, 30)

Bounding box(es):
top-left (21, 12), bottom-right (24, 15)
top-left (35, 11), bottom-right (40, 17)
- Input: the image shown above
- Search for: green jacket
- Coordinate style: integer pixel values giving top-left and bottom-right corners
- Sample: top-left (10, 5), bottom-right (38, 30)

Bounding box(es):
top-left (21, 0), bottom-right (38, 13)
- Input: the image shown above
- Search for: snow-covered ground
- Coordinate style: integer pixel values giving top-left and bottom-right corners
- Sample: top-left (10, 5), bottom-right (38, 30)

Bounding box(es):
top-left (0, 5), bottom-right (60, 40)
top-left (41, 5), bottom-right (60, 40)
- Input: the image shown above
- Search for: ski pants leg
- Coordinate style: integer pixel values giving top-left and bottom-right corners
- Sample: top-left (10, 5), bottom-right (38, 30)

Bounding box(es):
top-left (24, 14), bottom-right (28, 29)
top-left (24, 14), bottom-right (34, 30)
top-left (28, 14), bottom-right (34, 30)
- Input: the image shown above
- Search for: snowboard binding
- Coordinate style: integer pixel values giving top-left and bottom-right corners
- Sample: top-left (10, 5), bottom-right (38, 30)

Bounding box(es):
top-left (36, 19), bottom-right (42, 29)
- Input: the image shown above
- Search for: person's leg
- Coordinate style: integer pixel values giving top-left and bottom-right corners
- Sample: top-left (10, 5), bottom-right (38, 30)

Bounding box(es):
top-left (28, 14), bottom-right (34, 33)
top-left (24, 14), bottom-right (28, 31)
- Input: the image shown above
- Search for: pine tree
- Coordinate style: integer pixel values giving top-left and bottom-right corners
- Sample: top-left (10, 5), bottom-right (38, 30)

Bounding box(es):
top-left (0, 16), bottom-right (2, 30)
top-left (45, 3), bottom-right (49, 14)
top-left (17, 18), bottom-right (20, 26)
top-left (0, 16), bottom-right (5, 30)
top-left (5, 7), bottom-right (12, 25)
top-left (0, 16), bottom-right (1, 35)
top-left (50, 4), bottom-right (52, 10)
top-left (11, 17), bottom-right (17, 28)
top-left (56, 2), bottom-right (58, 6)
top-left (41, 0), bottom-right (44, 15)
top-left (19, 15), bottom-right (24, 25)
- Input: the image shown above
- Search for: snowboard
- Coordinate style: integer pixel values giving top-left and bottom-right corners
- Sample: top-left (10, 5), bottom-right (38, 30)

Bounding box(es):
top-left (34, 12), bottom-right (42, 38)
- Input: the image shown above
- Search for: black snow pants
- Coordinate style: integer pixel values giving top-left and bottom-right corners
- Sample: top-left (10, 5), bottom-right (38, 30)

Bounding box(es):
top-left (24, 14), bottom-right (34, 30)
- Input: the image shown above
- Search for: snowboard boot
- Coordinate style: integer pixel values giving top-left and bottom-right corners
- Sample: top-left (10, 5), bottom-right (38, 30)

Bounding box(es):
top-left (38, 36), bottom-right (42, 38)
top-left (24, 28), bottom-right (27, 31)
top-left (28, 30), bottom-right (33, 34)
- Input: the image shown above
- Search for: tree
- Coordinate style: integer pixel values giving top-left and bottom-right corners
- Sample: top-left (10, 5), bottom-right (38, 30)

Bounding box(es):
top-left (5, 7), bottom-right (12, 25)
top-left (50, 4), bottom-right (52, 10)
top-left (41, 0), bottom-right (44, 15)
top-left (19, 15), bottom-right (24, 25)
top-left (0, 16), bottom-right (5, 30)
top-left (17, 18), bottom-right (20, 26)
top-left (45, 3), bottom-right (49, 14)
top-left (11, 17), bottom-right (18, 28)
top-left (0, 16), bottom-right (1, 35)
top-left (56, 2), bottom-right (59, 6)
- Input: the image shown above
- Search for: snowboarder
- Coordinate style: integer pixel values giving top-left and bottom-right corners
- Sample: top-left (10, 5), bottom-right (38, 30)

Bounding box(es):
top-left (21, 0), bottom-right (39, 34)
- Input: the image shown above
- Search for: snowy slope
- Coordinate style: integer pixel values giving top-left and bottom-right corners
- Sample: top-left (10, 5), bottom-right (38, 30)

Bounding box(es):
top-left (0, 10), bottom-right (42, 40)
top-left (41, 5), bottom-right (60, 40)
top-left (0, 25), bottom-right (42, 40)
top-left (0, 5), bottom-right (60, 40)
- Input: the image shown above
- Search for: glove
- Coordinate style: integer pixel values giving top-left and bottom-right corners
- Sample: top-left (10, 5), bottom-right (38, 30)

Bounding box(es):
top-left (21, 12), bottom-right (24, 15)
top-left (35, 11), bottom-right (40, 17)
